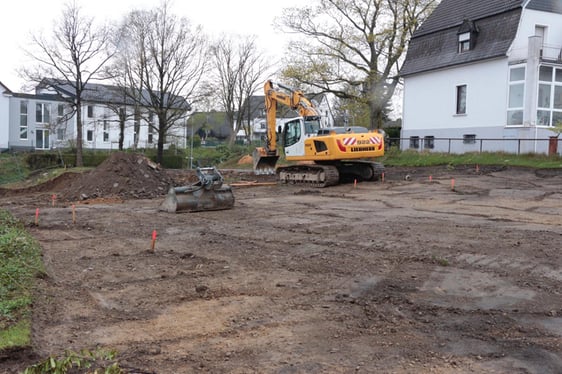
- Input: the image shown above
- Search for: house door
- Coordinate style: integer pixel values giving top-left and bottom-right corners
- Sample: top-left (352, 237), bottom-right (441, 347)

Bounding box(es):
top-left (36, 129), bottom-right (50, 150)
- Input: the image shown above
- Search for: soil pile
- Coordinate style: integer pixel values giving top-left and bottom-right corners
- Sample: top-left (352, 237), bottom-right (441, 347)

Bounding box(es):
top-left (60, 152), bottom-right (175, 202)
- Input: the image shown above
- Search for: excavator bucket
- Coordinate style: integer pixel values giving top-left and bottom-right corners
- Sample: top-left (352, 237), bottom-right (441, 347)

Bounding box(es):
top-left (159, 167), bottom-right (234, 213)
top-left (253, 147), bottom-right (279, 175)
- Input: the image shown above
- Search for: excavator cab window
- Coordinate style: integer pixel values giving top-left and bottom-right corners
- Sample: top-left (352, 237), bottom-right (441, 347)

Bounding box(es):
top-left (304, 116), bottom-right (321, 135)
top-left (283, 119), bottom-right (302, 147)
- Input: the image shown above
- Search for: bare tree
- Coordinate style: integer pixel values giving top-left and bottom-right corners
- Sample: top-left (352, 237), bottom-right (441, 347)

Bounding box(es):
top-left (21, 0), bottom-right (115, 166)
top-left (115, 0), bottom-right (208, 163)
top-left (210, 35), bottom-right (272, 145)
top-left (276, 0), bottom-right (438, 129)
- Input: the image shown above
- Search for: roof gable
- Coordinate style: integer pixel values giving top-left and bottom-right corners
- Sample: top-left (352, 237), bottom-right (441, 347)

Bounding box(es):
top-left (414, 0), bottom-right (524, 37)
top-left (0, 81), bottom-right (12, 95)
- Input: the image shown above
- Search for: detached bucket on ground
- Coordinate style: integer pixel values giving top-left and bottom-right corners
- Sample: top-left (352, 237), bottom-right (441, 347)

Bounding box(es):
top-left (160, 167), bottom-right (235, 213)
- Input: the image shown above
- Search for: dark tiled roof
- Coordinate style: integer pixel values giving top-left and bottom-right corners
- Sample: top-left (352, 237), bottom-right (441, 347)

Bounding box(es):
top-left (527, 0), bottom-right (562, 14)
top-left (401, 8), bottom-right (522, 76)
top-left (38, 78), bottom-right (190, 110)
top-left (12, 92), bottom-right (65, 101)
top-left (401, 0), bottom-right (526, 77)
top-left (413, 0), bottom-right (524, 37)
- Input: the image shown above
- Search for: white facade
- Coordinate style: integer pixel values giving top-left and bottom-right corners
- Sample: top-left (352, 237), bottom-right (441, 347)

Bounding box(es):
top-left (0, 82), bottom-right (188, 152)
top-left (403, 58), bottom-right (508, 131)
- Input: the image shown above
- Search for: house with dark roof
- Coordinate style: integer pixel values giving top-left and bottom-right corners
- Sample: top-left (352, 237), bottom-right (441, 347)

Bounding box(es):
top-left (0, 79), bottom-right (189, 152)
top-left (400, 0), bottom-right (562, 154)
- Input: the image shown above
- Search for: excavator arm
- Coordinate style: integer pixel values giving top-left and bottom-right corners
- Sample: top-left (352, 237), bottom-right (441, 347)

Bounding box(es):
top-left (253, 80), bottom-right (320, 173)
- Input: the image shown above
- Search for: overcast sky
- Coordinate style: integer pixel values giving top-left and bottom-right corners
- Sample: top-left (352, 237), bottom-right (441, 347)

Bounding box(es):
top-left (0, 0), bottom-right (301, 92)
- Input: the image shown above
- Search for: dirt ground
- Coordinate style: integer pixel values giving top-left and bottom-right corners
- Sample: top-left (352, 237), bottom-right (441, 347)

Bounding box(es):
top-left (1, 153), bottom-right (562, 373)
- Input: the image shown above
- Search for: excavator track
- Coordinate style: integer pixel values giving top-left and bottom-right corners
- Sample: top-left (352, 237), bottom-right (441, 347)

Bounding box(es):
top-left (337, 161), bottom-right (385, 182)
top-left (277, 164), bottom-right (340, 188)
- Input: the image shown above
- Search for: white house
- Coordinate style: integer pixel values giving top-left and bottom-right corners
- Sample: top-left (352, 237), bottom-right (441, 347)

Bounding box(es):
top-left (0, 79), bottom-right (189, 153)
top-left (400, 0), bottom-right (562, 154)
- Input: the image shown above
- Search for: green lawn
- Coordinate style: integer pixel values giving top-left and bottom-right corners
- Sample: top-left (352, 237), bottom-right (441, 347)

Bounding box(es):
top-left (0, 210), bottom-right (44, 350)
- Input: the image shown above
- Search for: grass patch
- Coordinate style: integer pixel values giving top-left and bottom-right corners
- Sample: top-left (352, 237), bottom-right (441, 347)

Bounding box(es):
top-left (0, 154), bottom-right (29, 185)
top-left (381, 148), bottom-right (562, 169)
top-left (0, 320), bottom-right (30, 349)
top-left (0, 209), bottom-right (44, 350)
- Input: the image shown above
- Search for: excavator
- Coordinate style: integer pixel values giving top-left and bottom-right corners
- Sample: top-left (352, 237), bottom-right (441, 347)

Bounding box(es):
top-left (253, 80), bottom-right (385, 187)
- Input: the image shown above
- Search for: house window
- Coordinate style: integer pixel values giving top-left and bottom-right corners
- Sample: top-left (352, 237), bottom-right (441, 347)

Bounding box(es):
top-left (458, 32), bottom-right (471, 53)
top-left (87, 130), bottom-right (93, 142)
top-left (507, 66), bottom-right (525, 126)
top-left (423, 136), bottom-right (435, 149)
top-left (536, 66), bottom-right (562, 127)
top-left (535, 25), bottom-right (546, 57)
top-left (36, 103), bottom-right (51, 124)
top-left (456, 85), bottom-right (467, 115)
top-left (409, 136), bottom-right (420, 149)
top-left (87, 105), bottom-right (94, 118)
top-left (57, 128), bottom-right (65, 141)
top-left (103, 120), bottom-right (109, 142)
top-left (35, 129), bottom-right (49, 150)
top-left (20, 101), bottom-right (28, 140)
top-left (463, 134), bottom-right (476, 144)
top-left (57, 104), bottom-right (64, 119)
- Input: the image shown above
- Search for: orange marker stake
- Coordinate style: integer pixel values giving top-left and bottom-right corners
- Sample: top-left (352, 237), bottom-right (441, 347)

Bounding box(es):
top-left (35, 208), bottom-right (39, 225)
top-left (451, 178), bottom-right (456, 191)
top-left (151, 230), bottom-right (157, 251)
top-left (429, 175), bottom-right (433, 182)
top-left (51, 194), bottom-right (56, 207)
top-left (354, 179), bottom-right (357, 188)
top-left (381, 172), bottom-right (385, 183)
top-left (71, 204), bottom-right (76, 224)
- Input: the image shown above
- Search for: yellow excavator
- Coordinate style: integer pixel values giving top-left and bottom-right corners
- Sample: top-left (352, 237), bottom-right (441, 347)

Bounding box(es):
top-left (253, 80), bottom-right (385, 187)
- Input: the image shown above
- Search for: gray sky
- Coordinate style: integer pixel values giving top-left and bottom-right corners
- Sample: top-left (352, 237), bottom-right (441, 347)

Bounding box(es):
top-left (0, 0), bottom-right (300, 92)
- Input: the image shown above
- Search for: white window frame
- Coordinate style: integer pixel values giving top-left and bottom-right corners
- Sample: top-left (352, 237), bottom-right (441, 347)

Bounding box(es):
top-left (456, 85), bottom-right (467, 115)
top-left (36, 103), bottom-right (51, 124)
top-left (458, 32), bottom-right (471, 53)
top-left (507, 65), bottom-right (525, 126)
top-left (19, 101), bottom-right (28, 140)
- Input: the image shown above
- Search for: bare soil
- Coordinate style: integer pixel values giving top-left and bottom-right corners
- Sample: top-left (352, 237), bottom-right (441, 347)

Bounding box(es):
top-left (1, 153), bottom-right (562, 373)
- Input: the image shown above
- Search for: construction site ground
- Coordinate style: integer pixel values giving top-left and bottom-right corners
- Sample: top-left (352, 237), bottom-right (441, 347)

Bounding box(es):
top-left (1, 153), bottom-right (561, 373)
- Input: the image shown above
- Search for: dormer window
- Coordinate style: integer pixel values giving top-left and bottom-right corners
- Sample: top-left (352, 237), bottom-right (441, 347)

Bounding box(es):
top-left (457, 19), bottom-right (478, 53)
top-left (458, 32), bottom-right (471, 53)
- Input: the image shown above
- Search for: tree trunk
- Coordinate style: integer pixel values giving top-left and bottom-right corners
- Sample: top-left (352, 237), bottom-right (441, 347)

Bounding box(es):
top-left (76, 104), bottom-right (84, 167)
top-left (369, 101), bottom-right (384, 130)
top-left (156, 115), bottom-right (166, 164)
top-left (119, 110), bottom-right (125, 150)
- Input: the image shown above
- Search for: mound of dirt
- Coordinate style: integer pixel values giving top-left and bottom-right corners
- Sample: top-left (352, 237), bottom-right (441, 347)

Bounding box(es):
top-left (60, 152), bottom-right (175, 202)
